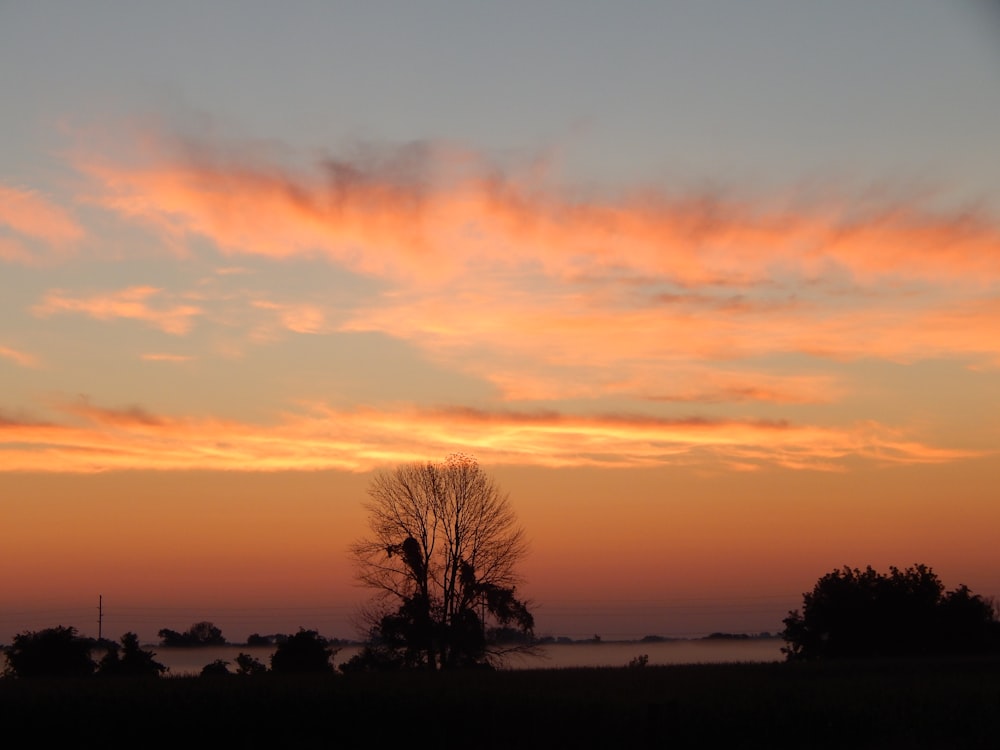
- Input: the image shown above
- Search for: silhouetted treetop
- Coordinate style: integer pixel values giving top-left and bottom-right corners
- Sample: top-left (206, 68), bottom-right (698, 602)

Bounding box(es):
top-left (97, 632), bottom-right (167, 677)
top-left (782, 564), bottom-right (998, 660)
top-left (235, 651), bottom-right (268, 675)
top-left (349, 456), bottom-right (534, 671)
top-left (270, 629), bottom-right (336, 674)
top-left (158, 621), bottom-right (226, 647)
top-left (2, 626), bottom-right (96, 679)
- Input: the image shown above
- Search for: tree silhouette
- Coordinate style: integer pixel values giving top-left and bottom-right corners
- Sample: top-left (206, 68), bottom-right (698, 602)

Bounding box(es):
top-left (158, 621), bottom-right (226, 647)
top-left (235, 651), bottom-right (268, 675)
top-left (350, 455), bottom-right (534, 670)
top-left (97, 632), bottom-right (167, 677)
top-left (3, 626), bottom-right (96, 678)
top-left (782, 564), bottom-right (999, 660)
top-left (200, 659), bottom-right (232, 676)
top-left (269, 629), bottom-right (336, 674)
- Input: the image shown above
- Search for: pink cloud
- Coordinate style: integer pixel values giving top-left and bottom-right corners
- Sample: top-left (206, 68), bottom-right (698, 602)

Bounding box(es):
top-left (33, 286), bottom-right (202, 335)
top-left (0, 345), bottom-right (39, 368)
top-left (340, 286), bottom-right (1000, 402)
top-left (75, 133), bottom-right (1000, 287)
top-left (0, 184), bottom-right (84, 264)
top-left (67, 131), bottom-right (1000, 406)
top-left (141, 353), bottom-right (195, 363)
top-left (0, 400), bottom-right (978, 474)
top-left (252, 300), bottom-right (327, 334)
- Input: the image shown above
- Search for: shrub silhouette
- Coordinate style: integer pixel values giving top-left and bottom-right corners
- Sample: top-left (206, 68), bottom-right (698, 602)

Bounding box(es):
top-left (97, 632), bottom-right (167, 677)
top-left (235, 652), bottom-right (268, 675)
top-left (158, 621), bottom-right (226, 647)
top-left (200, 659), bottom-right (232, 676)
top-left (270, 629), bottom-right (336, 674)
top-left (3, 625), bottom-right (96, 678)
top-left (782, 564), bottom-right (998, 660)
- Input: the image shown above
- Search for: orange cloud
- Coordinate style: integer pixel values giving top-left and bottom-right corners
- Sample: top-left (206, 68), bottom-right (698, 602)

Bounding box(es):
top-left (0, 345), bottom-right (39, 368)
top-left (141, 353), bottom-right (194, 363)
top-left (75, 135), bottom-right (1000, 287)
top-left (252, 300), bottom-right (327, 335)
top-left (0, 184), bottom-right (84, 264)
top-left (0, 400), bottom-right (978, 474)
top-left (33, 286), bottom-right (202, 335)
top-left (65, 131), bottom-right (1000, 410)
top-left (340, 287), bottom-right (1000, 401)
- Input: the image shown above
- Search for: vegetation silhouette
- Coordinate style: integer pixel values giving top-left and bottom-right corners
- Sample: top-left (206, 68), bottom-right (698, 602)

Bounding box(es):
top-left (348, 455), bottom-right (534, 671)
top-left (97, 632), bottom-right (167, 677)
top-left (200, 659), bottom-right (232, 676)
top-left (782, 563), bottom-right (999, 660)
top-left (269, 628), bottom-right (337, 674)
top-left (235, 651), bottom-right (268, 675)
top-left (158, 621), bottom-right (226, 647)
top-left (3, 625), bottom-right (96, 678)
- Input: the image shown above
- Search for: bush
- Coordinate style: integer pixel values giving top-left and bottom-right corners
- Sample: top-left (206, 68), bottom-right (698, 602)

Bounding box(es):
top-left (235, 652), bottom-right (268, 675)
top-left (200, 659), bottom-right (232, 676)
top-left (97, 632), bottom-right (167, 677)
top-left (3, 626), bottom-right (96, 678)
top-left (782, 564), bottom-right (999, 660)
top-left (158, 621), bottom-right (226, 647)
top-left (270, 629), bottom-right (336, 674)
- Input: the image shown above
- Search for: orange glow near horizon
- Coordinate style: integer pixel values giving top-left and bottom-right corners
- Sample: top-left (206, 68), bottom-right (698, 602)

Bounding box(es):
top-left (3, 125), bottom-right (1000, 642)
top-left (3, 459), bottom-right (999, 642)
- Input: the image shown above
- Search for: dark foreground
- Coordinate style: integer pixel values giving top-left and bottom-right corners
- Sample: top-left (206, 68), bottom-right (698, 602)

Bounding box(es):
top-left (2, 657), bottom-right (999, 748)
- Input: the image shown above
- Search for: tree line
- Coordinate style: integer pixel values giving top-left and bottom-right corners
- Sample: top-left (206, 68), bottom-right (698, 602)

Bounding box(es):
top-left (2, 457), bottom-right (537, 678)
top-left (781, 563), bottom-right (999, 660)
top-left (2, 624), bottom-right (340, 679)
top-left (5, 458), bottom-right (998, 677)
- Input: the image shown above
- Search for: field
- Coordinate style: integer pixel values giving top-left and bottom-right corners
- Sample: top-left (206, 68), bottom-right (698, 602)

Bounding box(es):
top-left (2, 657), bottom-right (999, 748)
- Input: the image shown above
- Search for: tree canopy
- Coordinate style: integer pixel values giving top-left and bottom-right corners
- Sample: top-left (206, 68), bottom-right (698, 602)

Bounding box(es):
top-left (270, 629), bottom-right (336, 674)
top-left (158, 621), bottom-right (226, 647)
top-left (349, 455), bottom-right (534, 670)
top-left (3, 625), bottom-right (96, 678)
top-left (97, 632), bottom-right (167, 677)
top-left (782, 564), bottom-right (998, 660)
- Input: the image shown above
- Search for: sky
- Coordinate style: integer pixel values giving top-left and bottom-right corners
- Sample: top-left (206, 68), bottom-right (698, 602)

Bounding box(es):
top-left (2, 1), bottom-right (1000, 644)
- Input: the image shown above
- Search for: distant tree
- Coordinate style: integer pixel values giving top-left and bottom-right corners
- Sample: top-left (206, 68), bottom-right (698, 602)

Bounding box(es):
top-left (351, 455), bottom-right (534, 670)
top-left (339, 641), bottom-right (404, 673)
top-left (158, 621), bottom-right (226, 647)
top-left (782, 564), bottom-right (999, 660)
top-left (270, 629), bottom-right (336, 674)
top-left (936, 584), bottom-right (999, 653)
top-left (200, 659), bottom-right (231, 676)
top-left (246, 633), bottom-right (272, 647)
top-left (97, 632), bottom-right (167, 677)
top-left (235, 652), bottom-right (268, 675)
top-left (626, 654), bottom-right (649, 668)
top-left (3, 626), bottom-right (96, 678)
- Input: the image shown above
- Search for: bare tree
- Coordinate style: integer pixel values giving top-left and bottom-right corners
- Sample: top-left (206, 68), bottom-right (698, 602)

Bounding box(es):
top-left (350, 454), bottom-right (533, 670)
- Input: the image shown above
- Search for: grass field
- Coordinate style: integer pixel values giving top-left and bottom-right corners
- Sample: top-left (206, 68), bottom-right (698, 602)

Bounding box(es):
top-left (2, 657), bottom-right (999, 748)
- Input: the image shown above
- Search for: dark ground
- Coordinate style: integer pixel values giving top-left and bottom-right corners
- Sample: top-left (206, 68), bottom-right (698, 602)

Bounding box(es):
top-left (2, 656), bottom-right (999, 748)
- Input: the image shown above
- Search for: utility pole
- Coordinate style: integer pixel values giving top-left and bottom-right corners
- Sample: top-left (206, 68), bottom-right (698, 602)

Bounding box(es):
top-left (97, 594), bottom-right (103, 642)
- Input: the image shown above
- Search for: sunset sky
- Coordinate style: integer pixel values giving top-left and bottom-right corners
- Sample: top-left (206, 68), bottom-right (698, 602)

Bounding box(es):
top-left (2, 2), bottom-right (1000, 644)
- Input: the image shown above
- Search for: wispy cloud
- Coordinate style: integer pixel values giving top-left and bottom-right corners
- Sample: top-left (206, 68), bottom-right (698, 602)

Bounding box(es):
top-left (33, 286), bottom-right (202, 335)
top-left (76, 133), bottom-right (1000, 287)
top-left (0, 184), bottom-right (84, 264)
top-left (141, 353), bottom-right (195, 363)
top-left (72, 133), bottom-right (1000, 395)
top-left (252, 300), bottom-right (328, 335)
top-left (0, 345), bottom-right (39, 368)
top-left (0, 400), bottom-right (978, 474)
